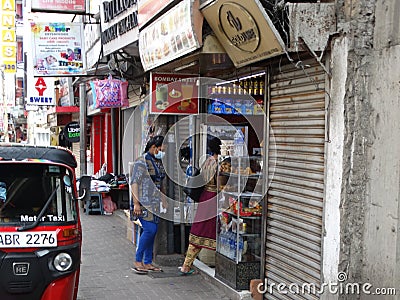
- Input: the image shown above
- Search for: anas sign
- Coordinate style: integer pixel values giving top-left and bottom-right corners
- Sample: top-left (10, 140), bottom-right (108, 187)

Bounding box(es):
top-left (201, 0), bottom-right (284, 68)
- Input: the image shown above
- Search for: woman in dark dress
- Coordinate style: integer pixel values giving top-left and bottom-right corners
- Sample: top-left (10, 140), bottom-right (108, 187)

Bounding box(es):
top-left (179, 136), bottom-right (221, 275)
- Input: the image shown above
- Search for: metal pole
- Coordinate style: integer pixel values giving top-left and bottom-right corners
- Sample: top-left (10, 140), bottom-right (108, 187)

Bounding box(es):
top-left (1, 70), bottom-right (8, 142)
top-left (111, 108), bottom-right (117, 174)
top-left (79, 83), bottom-right (87, 177)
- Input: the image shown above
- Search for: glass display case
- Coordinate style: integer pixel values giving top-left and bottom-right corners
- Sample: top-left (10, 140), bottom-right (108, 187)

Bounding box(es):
top-left (215, 155), bottom-right (264, 290)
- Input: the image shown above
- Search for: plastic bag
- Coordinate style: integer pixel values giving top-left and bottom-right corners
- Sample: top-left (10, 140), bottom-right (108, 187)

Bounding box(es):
top-left (103, 195), bottom-right (117, 214)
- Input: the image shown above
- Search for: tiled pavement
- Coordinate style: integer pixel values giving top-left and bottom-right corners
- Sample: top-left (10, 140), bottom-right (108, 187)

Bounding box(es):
top-left (77, 209), bottom-right (232, 300)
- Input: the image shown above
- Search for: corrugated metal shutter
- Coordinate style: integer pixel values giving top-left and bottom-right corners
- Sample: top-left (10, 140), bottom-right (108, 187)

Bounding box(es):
top-left (173, 116), bottom-right (190, 202)
top-left (72, 142), bottom-right (81, 178)
top-left (265, 59), bottom-right (326, 299)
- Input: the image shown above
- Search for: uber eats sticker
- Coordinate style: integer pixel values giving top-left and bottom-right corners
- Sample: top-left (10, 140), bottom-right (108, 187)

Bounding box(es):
top-left (64, 122), bottom-right (80, 143)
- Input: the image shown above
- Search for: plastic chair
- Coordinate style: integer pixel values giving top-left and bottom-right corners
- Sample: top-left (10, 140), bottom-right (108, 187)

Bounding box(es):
top-left (87, 192), bottom-right (103, 215)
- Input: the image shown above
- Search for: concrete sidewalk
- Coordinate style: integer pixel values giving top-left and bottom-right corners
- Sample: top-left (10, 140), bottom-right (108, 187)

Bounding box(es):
top-left (77, 209), bottom-right (232, 300)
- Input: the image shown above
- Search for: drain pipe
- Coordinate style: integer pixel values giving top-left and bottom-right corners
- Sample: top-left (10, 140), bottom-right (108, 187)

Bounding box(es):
top-left (79, 83), bottom-right (87, 177)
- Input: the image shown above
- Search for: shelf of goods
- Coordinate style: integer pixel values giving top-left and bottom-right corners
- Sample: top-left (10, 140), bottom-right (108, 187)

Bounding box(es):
top-left (215, 156), bottom-right (263, 291)
top-left (206, 81), bottom-right (265, 116)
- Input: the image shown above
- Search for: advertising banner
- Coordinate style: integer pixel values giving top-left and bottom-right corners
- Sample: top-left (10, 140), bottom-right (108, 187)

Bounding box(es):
top-left (58, 77), bottom-right (74, 106)
top-left (31, 22), bottom-right (86, 76)
top-left (201, 0), bottom-right (285, 68)
top-left (1, 0), bottom-right (16, 73)
top-left (100, 0), bottom-right (138, 56)
top-left (64, 121), bottom-right (80, 143)
top-left (31, 0), bottom-right (86, 14)
top-left (26, 77), bottom-right (56, 106)
top-left (138, 0), bottom-right (174, 28)
top-left (139, 0), bottom-right (203, 71)
top-left (150, 73), bottom-right (199, 115)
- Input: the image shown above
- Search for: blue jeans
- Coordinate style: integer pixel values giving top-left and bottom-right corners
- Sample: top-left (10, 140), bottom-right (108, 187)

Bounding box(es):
top-left (135, 218), bottom-right (158, 264)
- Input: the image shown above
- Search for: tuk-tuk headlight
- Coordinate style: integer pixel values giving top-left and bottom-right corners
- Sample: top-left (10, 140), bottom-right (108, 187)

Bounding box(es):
top-left (54, 252), bottom-right (73, 272)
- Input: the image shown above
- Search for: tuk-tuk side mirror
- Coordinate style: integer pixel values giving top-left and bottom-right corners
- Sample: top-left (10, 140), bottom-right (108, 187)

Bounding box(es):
top-left (77, 175), bottom-right (91, 201)
top-left (63, 175), bottom-right (72, 187)
top-left (63, 175), bottom-right (73, 194)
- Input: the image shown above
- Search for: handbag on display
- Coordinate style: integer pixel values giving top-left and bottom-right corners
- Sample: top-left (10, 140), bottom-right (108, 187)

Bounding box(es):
top-left (183, 167), bottom-right (205, 202)
top-left (90, 75), bottom-right (129, 109)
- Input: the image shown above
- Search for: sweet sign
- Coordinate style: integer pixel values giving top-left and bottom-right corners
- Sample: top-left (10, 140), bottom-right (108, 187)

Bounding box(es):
top-left (150, 73), bottom-right (199, 115)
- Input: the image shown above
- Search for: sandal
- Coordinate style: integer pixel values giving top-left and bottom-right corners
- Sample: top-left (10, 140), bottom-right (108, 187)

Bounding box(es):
top-left (144, 264), bottom-right (163, 272)
top-left (131, 267), bottom-right (148, 275)
top-left (178, 267), bottom-right (196, 276)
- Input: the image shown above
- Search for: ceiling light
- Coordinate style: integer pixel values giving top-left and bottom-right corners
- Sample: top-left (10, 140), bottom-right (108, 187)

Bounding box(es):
top-left (174, 61), bottom-right (198, 72)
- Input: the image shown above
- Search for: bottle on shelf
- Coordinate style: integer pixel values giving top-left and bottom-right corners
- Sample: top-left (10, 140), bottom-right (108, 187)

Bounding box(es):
top-left (259, 78), bottom-right (265, 95)
top-left (253, 77), bottom-right (259, 96)
top-left (248, 78), bottom-right (254, 95)
top-left (234, 129), bottom-right (245, 157)
top-left (243, 80), bottom-right (248, 94)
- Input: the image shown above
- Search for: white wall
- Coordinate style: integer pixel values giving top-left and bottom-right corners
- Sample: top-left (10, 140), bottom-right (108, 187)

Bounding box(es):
top-left (321, 37), bottom-right (347, 300)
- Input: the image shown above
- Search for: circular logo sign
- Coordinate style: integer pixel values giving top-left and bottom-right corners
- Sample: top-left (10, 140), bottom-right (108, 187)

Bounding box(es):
top-left (64, 122), bottom-right (80, 143)
top-left (218, 2), bottom-right (260, 53)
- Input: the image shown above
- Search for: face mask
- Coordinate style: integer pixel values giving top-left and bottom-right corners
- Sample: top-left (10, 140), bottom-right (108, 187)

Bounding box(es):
top-left (155, 151), bottom-right (165, 160)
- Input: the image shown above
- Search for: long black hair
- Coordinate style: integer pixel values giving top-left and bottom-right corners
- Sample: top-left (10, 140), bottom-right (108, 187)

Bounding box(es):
top-left (144, 135), bottom-right (164, 153)
top-left (207, 135), bottom-right (221, 155)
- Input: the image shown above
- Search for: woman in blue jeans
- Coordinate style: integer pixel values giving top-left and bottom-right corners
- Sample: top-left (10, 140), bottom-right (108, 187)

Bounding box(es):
top-left (130, 135), bottom-right (168, 274)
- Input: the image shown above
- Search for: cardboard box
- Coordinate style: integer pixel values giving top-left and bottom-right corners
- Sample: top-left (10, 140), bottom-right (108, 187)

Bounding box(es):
top-left (250, 279), bottom-right (263, 300)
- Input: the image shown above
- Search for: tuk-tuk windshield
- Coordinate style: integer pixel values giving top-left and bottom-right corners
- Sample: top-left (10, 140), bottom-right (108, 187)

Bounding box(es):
top-left (0, 163), bottom-right (77, 225)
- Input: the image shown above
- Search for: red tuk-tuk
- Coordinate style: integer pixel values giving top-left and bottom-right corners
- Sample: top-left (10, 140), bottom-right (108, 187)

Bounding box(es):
top-left (0, 144), bottom-right (87, 300)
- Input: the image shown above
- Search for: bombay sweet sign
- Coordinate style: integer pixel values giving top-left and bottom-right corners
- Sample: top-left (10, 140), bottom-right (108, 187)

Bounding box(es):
top-left (201, 0), bottom-right (285, 68)
top-left (150, 73), bottom-right (199, 115)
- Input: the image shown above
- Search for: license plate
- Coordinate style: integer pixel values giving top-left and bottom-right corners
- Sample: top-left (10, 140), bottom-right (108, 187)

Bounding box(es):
top-left (0, 231), bottom-right (57, 248)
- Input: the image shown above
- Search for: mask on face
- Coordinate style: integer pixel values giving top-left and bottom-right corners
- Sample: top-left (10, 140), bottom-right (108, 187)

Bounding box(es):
top-left (154, 151), bottom-right (165, 160)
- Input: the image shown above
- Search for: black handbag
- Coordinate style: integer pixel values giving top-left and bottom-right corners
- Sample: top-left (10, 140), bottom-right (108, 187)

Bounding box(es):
top-left (183, 167), bottom-right (205, 202)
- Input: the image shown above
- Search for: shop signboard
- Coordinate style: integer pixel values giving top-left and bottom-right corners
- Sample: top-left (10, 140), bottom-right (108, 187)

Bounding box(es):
top-left (31, 22), bottom-right (86, 76)
top-left (64, 121), bottom-right (80, 143)
top-left (139, 0), bottom-right (203, 71)
top-left (86, 90), bottom-right (101, 116)
top-left (150, 73), bottom-right (199, 115)
top-left (100, 0), bottom-right (139, 56)
top-left (26, 77), bottom-right (56, 106)
top-left (138, 0), bottom-right (174, 28)
top-left (58, 78), bottom-right (74, 106)
top-left (31, 0), bottom-right (86, 14)
top-left (201, 0), bottom-right (285, 68)
top-left (85, 23), bottom-right (101, 68)
top-left (1, 0), bottom-right (16, 73)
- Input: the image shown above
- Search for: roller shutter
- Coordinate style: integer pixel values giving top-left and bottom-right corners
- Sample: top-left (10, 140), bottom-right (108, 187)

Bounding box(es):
top-left (265, 59), bottom-right (327, 299)
top-left (173, 116), bottom-right (190, 203)
top-left (72, 142), bottom-right (81, 178)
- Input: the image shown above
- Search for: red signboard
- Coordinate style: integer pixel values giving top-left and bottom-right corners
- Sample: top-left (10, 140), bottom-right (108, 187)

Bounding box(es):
top-left (150, 73), bottom-right (199, 115)
top-left (138, 0), bottom-right (174, 28)
top-left (31, 0), bottom-right (86, 14)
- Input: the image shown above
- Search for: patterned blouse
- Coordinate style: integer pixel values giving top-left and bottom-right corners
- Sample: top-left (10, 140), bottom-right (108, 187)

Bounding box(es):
top-left (202, 155), bottom-right (218, 193)
top-left (130, 152), bottom-right (166, 222)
